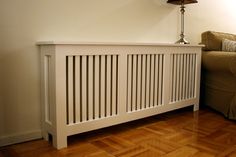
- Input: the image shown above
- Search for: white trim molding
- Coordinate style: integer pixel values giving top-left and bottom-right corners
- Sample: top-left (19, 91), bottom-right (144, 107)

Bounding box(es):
top-left (0, 130), bottom-right (42, 147)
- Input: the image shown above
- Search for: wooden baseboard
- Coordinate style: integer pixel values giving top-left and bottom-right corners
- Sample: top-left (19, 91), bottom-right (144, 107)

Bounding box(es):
top-left (0, 130), bottom-right (42, 147)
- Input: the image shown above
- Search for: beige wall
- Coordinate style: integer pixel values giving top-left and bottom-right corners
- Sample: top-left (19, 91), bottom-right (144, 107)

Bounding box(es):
top-left (1, 0), bottom-right (236, 144)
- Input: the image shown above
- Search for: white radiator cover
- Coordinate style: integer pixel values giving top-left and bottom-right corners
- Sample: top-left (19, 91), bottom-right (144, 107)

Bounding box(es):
top-left (38, 42), bottom-right (203, 149)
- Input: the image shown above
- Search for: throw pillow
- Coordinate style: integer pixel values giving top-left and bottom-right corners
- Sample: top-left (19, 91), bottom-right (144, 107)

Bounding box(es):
top-left (222, 39), bottom-right (236, 52)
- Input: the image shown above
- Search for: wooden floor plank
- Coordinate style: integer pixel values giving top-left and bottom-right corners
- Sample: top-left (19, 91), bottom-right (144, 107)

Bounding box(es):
top-left (0, 107), bottom-right (236, 157)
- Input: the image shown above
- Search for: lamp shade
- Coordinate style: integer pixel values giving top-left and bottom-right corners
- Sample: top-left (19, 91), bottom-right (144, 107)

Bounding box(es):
top-left (167, 0), bottom-right (198, 5)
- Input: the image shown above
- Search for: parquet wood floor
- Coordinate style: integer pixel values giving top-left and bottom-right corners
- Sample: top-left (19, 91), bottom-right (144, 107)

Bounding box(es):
top-left (1, 107), bottom-right (236, 157)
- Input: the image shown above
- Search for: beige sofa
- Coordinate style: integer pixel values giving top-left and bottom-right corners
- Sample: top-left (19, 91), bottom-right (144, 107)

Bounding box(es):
top-left (201, 31), bottom-right (236, 120)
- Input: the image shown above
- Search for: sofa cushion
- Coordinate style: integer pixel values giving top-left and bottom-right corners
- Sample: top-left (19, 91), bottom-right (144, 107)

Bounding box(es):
top-left (222, 39), bottom-right (236, 52)
top-left (201, 31), bottom-right (236, 51)
top-left (202, 51), bottom-right (236, 77)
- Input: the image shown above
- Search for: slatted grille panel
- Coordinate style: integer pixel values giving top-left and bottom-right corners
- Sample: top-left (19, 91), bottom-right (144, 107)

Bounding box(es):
top-left (127, 54), bottom-right (164, 112)
top-left (66, 55), bottom-right (119, 124)
top-left (170, 53), bottom-right (197, 102)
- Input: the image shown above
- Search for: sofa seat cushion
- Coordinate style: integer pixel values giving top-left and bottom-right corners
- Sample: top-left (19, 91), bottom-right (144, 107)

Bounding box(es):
top-left (202, 51), bottom-right (236, 75)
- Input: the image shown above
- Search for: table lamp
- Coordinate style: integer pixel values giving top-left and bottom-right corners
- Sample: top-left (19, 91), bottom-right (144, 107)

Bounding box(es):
top-left (167, 0), bottom-right (198, 44)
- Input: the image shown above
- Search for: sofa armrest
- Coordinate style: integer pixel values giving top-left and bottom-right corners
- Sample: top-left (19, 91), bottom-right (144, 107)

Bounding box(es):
top-left (202, 51), bottom-right (236, 76)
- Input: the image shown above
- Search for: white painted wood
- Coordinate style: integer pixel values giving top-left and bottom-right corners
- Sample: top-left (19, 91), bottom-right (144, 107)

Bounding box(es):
top-left (127, 55), bottom-right (132, 112)
top-left (141, 55), bottom-right (146, 109)
top-left (112, 55), bottom-right (117, 115)
top-left (163, 53), bottom-right (170, 106)
top-left (48, 56), bottom-right (54, 124)
top-left (100, 56), bottom-right (106, 117)
top-left (186, 54), bottom-right (190, 99)
top-left (146, 54), bottom-right (150, 108)
top-left (55, 52), bottom-right (68, 149)
top-left (154, 55), bottom-right (158, 106)
top-left (179, 54), bottom-right (183, 100)
top-left (183, 54), bottom-right (187, 100)
top-left (88, 56), bottom-right (94, 120)
top-left (38, 43), bottom-right (203, 149)
top-left (82, 56), bottom-right (87, 121)
top-left (37, 41), bottom-right (203, 47)
top-left (170, 55), bottom-right (173, 102)
top-left (44, 56), bottom-right (50, 123)
top-left (94, 56), bottom-right (100, 119)
top-left (67, 56), bottom-right (74, 124)
top-left (150, 54), bottom-right (155, 107)
top-left (194, 52), bottom-right (202, 111)
top-left (192, 54), bottom-right (196, 98)
top-left (158, 55), bottom-right (163, 105)
top-left (172, 55), bottom-right (176, 102)
top-left (106, 55), bottom-right (112, 116)
top-left (132, 55), bottom-right (137, 111)
top-left (189, 54), bottom-right (193, 99)
top-left (176, 55), bottom-right (180, 102)
top-left (75, 56), bottom-right (81, 123)
top-left (66, 98), bottom-right (198, 136)
top-left (0, 130), bottom-right (42, 147)
top-left (118, 54), bottom-right (127, 115)
top-left (41, 52), bottom-right (50, 141)
top-left (136, 55), bottom-right (142, 110)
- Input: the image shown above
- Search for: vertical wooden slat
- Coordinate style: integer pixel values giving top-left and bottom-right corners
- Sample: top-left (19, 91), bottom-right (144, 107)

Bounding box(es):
top-left (132, 55), bottom-right (137, 111)
top-left (154, 54), bottom-right (159, 106)
top-left (194, 52), bottom-right (202, 111)
top-left (94, 56), bottom-right (100, 119)
top-left (106, 55), bottom-right (111, 116)
top-left (100, 56), bottom-right (106, 117)
top-left (179, 54), bottom-right (183, 100)
top-left (172, 55), bottom-right (176, 102)
top-left (145, 54), bottom-right (150, 108)
top-left (193, 54), bottom-right (196, 97)
top-left (136, 55), bottom-right (142, 110)
top-left (190, 54), bottom-right (193, 98)
top-left (119, 53), bottom-right (127, 114)
top-left (162, 53), bottom-right (171, 107)
top-left (189, 54), bottom-right (193, 99)
top-left (141, 55), bottom-right (146, 110)
top-left (176, 54), bottom-right (180, 102)
top-left (67, 56), bottom-right (74, 124)
top-left (191, 54), bottom-right (194, 98)
top-left (127, 55), bottom-right (132, 112)
top-left (116, 56), bottom-right (119, 114)
top-left (112, 55), bottom-right (117, 115)
top-left (191, 54), bottom-right (196, 98)
top-left (82, 56), bottom-right (87, 121)
top-left (150, 54), bottom-right (155, 107)
top-left (169, 54), bottom-right (173, 102)
top-left (88, 56), bottom-right (94, 120)
top-left (186, 54), bottom-right (190, 99)
top-left (158, 55), bottom-right (163, 105)
top-left (75, 56), bottom-right (81, 123)
top-left (182, 54), bottom-right (186, 100)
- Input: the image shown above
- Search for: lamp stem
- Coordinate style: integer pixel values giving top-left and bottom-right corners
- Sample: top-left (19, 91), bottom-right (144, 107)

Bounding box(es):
top-left (176, 2), bottom-right (189, 44)
top-left (181, 3), bottom-right (185, 39)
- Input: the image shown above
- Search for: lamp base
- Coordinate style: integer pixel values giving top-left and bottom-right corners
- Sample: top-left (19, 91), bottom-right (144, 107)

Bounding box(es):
top-left (175, 37), bottom-right (190, 44)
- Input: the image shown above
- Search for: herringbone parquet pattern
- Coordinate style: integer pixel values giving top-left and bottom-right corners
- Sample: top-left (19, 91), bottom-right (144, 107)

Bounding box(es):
top-left (1, 107), bottom-right (236, 157)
